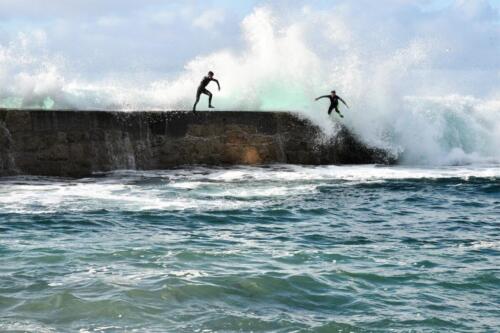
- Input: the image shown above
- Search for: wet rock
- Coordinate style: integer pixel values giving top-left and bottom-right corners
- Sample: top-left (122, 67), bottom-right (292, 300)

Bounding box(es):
top-left (0, 118), bottom-right (17, 176)
top-left (0, 109), bottom-right (396, 177)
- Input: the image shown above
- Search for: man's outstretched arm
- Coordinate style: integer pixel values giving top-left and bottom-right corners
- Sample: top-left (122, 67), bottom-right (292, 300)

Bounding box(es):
top-left (212, 79), bottom-right (221, 91)
top-left (315, 95), bottom-right (330, 101)
top-left (339, 97), bottom-right (349, 108)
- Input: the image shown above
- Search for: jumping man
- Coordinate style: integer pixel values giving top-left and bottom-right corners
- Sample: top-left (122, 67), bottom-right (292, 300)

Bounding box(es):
top-left (315, 90), bottom-right (349, 118)
top-left (193, 71), bottom-right (220, 112)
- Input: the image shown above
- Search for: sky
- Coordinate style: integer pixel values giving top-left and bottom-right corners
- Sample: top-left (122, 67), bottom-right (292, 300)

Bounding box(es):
top-left (0, 0), bottom-right (498, 78)
top-left (0, 0), bottom-right (259, 77)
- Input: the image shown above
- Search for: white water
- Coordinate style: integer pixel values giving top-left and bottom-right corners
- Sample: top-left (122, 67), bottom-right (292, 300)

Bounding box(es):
top-left (1, 165), bottom-right (499, 214)
top-left (0, 1), bottom-right (499, 165)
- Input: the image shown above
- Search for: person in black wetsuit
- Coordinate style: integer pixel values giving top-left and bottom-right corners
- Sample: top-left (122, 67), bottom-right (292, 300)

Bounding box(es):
top-left (315, 90), bottom-right (349, 118)
top-left (193, 71), bottom-right (220, 112)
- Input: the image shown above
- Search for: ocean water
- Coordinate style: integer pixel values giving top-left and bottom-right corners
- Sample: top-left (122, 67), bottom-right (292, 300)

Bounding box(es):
top-left (0, 164), bottom-right (499, 332)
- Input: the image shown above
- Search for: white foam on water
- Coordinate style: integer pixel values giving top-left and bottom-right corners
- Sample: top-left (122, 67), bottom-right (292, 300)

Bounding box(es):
top-left (461, 241), bottom-right (500, 251)
top-left (169, 181), bottom-right (204, 190)
top-left (0, 177), bottom-right (266, 214)
top-left (196, 165), bottom-right (500, 182)
top-left (195, 184), bottom-right (317, 198)
top-left (1, 165), bottom-right (498, 215)
top-left (0, 320), bottom-right (56, 333)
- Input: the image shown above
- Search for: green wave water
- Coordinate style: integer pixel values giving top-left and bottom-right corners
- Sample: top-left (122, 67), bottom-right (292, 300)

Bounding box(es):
top-left (0, 165), bottom-right (499, 332)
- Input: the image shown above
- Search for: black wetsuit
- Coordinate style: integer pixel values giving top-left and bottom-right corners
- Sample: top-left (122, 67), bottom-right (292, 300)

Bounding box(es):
top-left (317, 95), bottom-right (347, 116)
top-left (193, 76), bottom-right (220, 111)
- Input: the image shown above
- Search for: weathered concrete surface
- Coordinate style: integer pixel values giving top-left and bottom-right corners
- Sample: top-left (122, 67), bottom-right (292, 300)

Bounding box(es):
top-left (0, 109), bottom-right (395, 177)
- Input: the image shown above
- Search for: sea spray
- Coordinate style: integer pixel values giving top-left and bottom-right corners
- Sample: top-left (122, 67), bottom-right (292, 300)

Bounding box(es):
top-left (0, 2), bottom-right (499, 165)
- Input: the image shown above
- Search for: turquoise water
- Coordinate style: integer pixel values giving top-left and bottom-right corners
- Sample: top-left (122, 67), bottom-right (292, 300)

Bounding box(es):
top-left (0, 165), bottom-right (499, 332)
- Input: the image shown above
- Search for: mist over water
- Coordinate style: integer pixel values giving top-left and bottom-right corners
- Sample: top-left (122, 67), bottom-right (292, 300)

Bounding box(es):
top-left (0, 1), bottom-right (499, 164)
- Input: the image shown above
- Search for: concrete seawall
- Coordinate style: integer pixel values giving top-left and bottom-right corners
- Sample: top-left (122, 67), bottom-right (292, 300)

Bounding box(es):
top-left (0, 109), bottom-right (394, 177)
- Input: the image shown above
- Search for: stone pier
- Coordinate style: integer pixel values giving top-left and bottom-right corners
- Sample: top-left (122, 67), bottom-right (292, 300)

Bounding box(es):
top-left (0, 110), bottom-right (394, 177)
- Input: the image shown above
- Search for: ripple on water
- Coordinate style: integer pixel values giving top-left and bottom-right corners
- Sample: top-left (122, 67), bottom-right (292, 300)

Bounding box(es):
top-left (0, 165), bottom-right (499, 332)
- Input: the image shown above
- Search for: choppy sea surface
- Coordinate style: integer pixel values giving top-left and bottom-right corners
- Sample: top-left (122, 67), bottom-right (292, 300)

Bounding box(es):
top-left (0, 165), bottom-right (499, 332)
